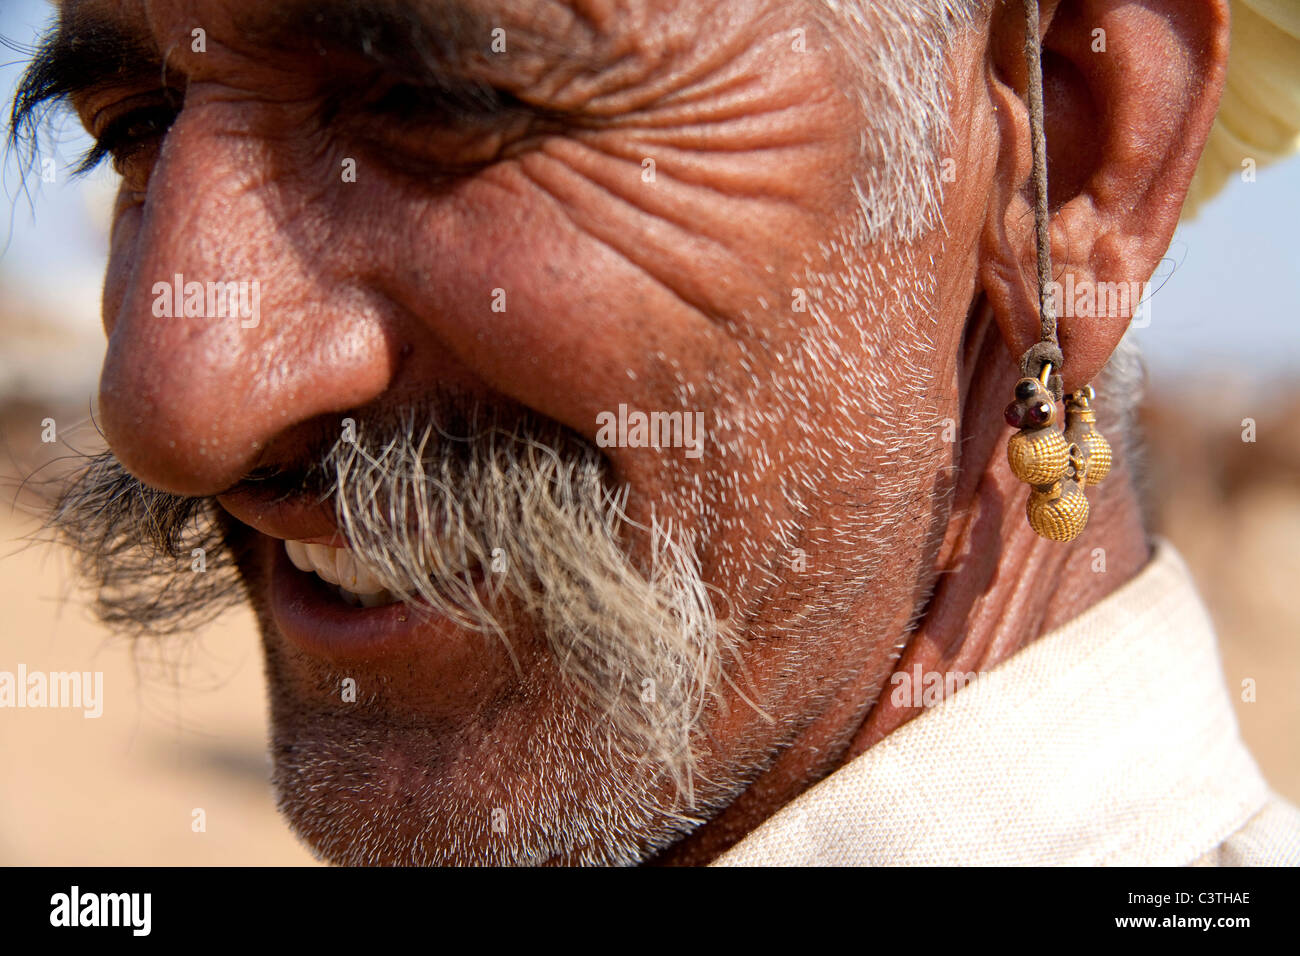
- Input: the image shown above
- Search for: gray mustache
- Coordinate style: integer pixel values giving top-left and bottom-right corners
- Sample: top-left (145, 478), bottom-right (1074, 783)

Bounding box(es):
top-left (43, 449), bottom-right (248, 637)
top-left (41, 407), bottom-right (739, 797)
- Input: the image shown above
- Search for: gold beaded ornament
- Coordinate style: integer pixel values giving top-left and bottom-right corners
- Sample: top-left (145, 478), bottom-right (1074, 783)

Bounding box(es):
top-left (1003, 368), bottom-right (1109, 542)
top-left (1005, 0), bottom-right (1113, 543)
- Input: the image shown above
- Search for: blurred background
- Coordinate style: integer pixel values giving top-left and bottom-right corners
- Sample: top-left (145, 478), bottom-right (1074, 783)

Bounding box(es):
top-left (1, 0), bottom-right (1297, 864)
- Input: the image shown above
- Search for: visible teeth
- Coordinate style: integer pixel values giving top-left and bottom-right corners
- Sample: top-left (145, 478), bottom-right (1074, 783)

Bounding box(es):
top-left (303, 544), bottom-right (338, 584)
top-left (285, 539), bottom-right (314, 573)
top-left (336, 549), bottom-right (384, 592)
top-left (285, 539), bottom-right (396, 607)
top-left (335, 549), bottom-right (358, 588)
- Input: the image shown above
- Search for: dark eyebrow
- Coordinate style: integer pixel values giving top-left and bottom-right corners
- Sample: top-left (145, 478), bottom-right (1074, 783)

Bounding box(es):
top-left (241, 0), bottom-right (511, 81)
top-left (244, 0), bottom-right (580, 133)
top-left (7, 12), bottom-right (162, 162)
top-left (7, 0), bottom-right (570, 157)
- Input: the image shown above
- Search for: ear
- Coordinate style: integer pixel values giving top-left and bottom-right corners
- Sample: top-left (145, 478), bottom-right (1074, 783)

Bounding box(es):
top-left (979, 0), bottom-right (1230, 391)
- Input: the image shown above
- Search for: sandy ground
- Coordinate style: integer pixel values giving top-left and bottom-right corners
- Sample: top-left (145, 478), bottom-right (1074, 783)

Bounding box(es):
top-left (1178, 481), bottom-right (1300, 804)
top-left (1140, 388), bottom-right (1300, 806)
top-left (0, 392), bottom-right (1295, 865)
top-left (0, 505), bottom-right (318, 864)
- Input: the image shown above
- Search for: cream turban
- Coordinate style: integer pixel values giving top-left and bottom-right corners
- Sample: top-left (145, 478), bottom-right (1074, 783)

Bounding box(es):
top-left (1182, 0), bottom-right (1300, 218)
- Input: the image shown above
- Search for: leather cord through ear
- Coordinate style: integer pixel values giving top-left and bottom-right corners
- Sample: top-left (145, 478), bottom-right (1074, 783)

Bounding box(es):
top-left (1018, 0), bottom-right (1064, 401)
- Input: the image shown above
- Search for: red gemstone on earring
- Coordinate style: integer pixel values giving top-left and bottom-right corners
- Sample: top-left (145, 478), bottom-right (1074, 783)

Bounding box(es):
top-left (1004, 403), bottom-right (1025, 428)
top-left (1027, 400), bottom-right (1052, 426)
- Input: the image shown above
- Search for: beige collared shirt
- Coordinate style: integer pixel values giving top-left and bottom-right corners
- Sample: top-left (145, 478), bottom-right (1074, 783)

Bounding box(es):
top-left (713, 541), bottom-right (1300, 866)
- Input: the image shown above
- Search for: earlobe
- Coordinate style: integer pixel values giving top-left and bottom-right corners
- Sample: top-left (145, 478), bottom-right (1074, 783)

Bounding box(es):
top-left (978, 0), bottom-right (1230, 392)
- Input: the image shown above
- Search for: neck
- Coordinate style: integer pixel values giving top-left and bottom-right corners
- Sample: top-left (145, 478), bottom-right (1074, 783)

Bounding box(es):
top-left (851, 305), bottom-right (1152, 751)
top-left (653, 305), bottom-right (1151, 865)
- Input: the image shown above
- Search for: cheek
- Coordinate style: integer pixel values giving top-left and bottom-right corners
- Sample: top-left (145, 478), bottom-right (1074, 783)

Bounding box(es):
top-left (333, 138), bottom-right (844, 478)
top-left (343, 162), bottom-right (736, 443)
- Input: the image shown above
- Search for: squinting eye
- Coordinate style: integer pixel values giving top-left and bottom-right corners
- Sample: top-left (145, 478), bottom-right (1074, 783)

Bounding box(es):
top-left (363, 79), bottom-right (523, 124)
top-left (347, 78), bottom-right (547, 180)
top-left (78, 101), bottom-right (180, 178)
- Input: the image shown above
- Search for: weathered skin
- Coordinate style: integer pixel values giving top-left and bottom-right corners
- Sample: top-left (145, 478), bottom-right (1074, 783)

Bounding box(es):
top-left (58, 0), bottom-right (1227, 863)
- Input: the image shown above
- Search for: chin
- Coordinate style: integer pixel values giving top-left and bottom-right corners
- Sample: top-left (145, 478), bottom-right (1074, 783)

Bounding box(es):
top-left (259, 635), bottom-right (729, 867)
top-left (234, 511), bottom-right (753, 866)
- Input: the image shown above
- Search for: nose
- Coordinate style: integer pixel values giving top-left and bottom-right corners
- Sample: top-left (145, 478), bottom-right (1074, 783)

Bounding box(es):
top-left (97, 110), bottom-right (394, 496)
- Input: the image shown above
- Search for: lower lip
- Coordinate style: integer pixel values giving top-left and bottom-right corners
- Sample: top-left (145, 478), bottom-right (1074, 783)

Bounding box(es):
top-left (266, 537), bottom-right (472, 660)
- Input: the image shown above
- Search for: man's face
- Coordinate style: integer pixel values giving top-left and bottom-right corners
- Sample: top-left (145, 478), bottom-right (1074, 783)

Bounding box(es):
top-left (51, 0), bottom-right (974, 863)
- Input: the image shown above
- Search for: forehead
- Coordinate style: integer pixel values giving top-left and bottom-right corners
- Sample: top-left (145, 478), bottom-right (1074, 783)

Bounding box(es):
top-left (53, 0), bottom-right (802, 107)
top-left (57, 0), bottom-right (767, 56)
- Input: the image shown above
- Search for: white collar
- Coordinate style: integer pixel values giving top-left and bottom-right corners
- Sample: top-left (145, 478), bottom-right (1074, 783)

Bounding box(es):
top-left (713, 540), bottom-right (1271, 865)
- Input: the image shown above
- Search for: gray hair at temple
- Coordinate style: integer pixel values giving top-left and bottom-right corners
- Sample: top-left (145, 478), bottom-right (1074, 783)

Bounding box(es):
top-left (815, 0), bottom-right (990, 244)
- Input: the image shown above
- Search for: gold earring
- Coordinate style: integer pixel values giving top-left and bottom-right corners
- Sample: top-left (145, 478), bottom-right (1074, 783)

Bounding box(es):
top-left (1064, 385), bottom-right (1111, 485)
top-left (1004, 368), bottom-right (1110, 542)
top-left (1005, 365), bottom-right (1068, 484)
top-left (1005, 0), bottom-right (1114, 543)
